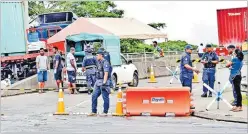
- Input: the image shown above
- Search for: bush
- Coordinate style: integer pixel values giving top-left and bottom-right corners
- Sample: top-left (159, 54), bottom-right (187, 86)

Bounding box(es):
top-left (120, 39), bottom-right (197, 53)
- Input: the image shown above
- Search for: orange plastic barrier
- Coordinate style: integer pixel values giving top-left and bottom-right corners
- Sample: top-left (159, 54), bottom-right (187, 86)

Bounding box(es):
top-left (125, 87), bottom-right (191, 116)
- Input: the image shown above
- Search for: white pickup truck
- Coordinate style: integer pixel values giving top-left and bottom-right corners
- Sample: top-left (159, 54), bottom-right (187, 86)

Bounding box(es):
top-left (75, 53), bottom-right (139, 92)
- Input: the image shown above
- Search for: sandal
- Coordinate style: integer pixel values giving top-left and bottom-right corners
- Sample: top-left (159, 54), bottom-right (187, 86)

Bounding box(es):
top-left (232, 107), bottom-right (242, 112)
top-left (237, 107), bottom-right (243, 111)
top-left (230, 106), bottom-right (237, 111)
top-left (70, 89), bottom-right (75, 94)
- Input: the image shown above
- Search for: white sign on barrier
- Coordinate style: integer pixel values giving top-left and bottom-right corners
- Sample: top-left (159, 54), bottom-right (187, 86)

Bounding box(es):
top-left (151, 97), bottom-right (165, 104)
top-left (142, 100), bottom-right (149, 104)
top-left (167, 100), bottom-right (174, 104)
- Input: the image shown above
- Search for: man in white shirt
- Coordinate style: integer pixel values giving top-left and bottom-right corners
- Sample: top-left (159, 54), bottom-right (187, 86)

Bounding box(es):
top-left (36, 48), bottom-right (49, 93)
top-left (66, 47), bottom-right (77, 94)
top-left (197, 43), bottom-right (205, 58)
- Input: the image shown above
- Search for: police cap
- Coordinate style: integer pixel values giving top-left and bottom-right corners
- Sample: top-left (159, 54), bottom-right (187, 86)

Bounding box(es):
top-left (96, 48), bottom-right (105, 55)
top-left (205, 44), bottom-right (212, 48)
top-left (185, 44), bottom-right (193, 50)
top-left (227, 44), bottom-right (235, 49)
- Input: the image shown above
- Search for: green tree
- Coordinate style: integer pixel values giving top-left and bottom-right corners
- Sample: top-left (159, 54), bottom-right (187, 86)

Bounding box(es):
top-left (210, 43), bottom-right (218, 47)
top-left (148, 23), bottom-right (166, 30)
top-left (158, 40), bottom-right (188, 51)
top-left (28, 1), bottom-right (124, 23)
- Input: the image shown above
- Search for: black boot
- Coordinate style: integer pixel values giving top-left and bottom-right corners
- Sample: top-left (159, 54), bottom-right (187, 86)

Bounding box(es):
top-left (88, 89), bottom-right (91, 95)
top-left (201, 93), bottom-right (207, 97)
top-left (208, 92), bottom-right (212, 97)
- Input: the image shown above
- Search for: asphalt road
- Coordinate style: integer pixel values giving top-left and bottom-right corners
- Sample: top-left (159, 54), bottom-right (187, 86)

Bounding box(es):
top-left (2, 77), bottom-right (248, 133)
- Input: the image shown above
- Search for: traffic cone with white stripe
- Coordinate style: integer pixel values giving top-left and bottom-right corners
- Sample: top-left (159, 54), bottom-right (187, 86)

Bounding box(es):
top-left (112, 83), bottom-right (124, 116)
top-left (53, 83), bottom-right (69, 115)
top-left (148, 64), bottom-right (157, 83)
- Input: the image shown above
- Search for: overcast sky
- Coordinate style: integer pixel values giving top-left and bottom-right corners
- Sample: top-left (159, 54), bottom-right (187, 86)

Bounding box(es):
top-left (115, 1), bottom-right (247, 45)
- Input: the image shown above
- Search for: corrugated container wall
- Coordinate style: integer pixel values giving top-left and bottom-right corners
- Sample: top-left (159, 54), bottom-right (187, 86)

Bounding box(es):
top-left (217, 7), bottom-right (247, 47)
top-left (0, 1), bottom-right (27, 55)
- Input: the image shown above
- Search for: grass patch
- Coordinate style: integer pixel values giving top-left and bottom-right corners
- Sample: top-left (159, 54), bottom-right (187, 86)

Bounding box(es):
top-left (230, 94), bottom-right (248, 106)
top-left (242, 94), bottom-right (248, 106)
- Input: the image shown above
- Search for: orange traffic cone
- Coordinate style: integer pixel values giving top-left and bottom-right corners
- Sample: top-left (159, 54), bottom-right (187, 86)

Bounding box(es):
top-left (112, 83), bottom-right (125, 116)
top-left (53, 84), bottom-right (69, 115)
top-left (148, 64), bottom-right (157, 83)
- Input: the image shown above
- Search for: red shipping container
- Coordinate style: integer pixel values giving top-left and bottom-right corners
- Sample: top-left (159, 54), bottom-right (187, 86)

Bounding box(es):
top-left (217, 7), bottom-right (248, 47)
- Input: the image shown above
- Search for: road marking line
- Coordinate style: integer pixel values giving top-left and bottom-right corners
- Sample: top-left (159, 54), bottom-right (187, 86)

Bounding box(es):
top-left (65, 95), bottom-right (114, 112)
top-left (66, 100), bottom-right (91, 111)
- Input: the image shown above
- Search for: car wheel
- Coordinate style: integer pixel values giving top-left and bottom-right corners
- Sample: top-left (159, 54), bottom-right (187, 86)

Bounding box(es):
top-left (112, 75), bottom-right (117, 90)
top-left (128, 72), bottom-right (139, 87)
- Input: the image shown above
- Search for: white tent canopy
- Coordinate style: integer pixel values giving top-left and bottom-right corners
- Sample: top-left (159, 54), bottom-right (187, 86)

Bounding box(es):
top-left (47, 17), bottom-right (167, 44)
top-left (87, 18), bottom-right (167, 39)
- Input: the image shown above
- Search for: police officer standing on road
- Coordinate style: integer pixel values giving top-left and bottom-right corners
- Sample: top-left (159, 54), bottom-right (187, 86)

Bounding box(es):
top-left (82, 44), bottom-right (98, 95)
top-left (180, 45), bottom-right (200, 94)
top-left (227, 45), bottom-right (237, 106)
top-left (201, 44), bottom-right (219, 97)
top-left (88, 48), bottom-right (112, 116)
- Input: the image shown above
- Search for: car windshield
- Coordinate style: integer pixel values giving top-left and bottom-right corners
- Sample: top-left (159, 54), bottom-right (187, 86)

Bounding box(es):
top-left (38, 12), bottom-right (73, 24)
top-left (75, 56), bottom-right (84, 68)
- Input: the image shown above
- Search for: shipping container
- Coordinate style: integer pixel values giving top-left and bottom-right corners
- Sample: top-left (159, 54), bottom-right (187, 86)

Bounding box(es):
top-left (217, 7), bottom-right (247, 47)
top-left (0, 1), bottom-right (28, 56)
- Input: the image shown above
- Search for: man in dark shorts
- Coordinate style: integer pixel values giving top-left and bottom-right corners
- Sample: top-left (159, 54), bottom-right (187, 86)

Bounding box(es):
top-left (66, 47), bottom-right (77, 94)
top-left (53, 47), bottom-right (63, 90)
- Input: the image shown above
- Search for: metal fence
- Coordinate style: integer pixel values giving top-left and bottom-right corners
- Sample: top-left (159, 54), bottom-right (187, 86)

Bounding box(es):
top-left (122, 51), bottom-right (197, 62)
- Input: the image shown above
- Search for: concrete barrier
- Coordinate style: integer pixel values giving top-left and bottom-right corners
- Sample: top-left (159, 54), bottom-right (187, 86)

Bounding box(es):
top-left (1, 70), bottom-right (58, 97)
top-left (6, 70), bottom-right (57, 89)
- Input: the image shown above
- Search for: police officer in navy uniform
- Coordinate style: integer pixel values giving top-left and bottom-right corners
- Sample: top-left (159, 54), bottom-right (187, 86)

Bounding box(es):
top-left (98, 47), bottom-right (113, 89)
top-left (201, 44), bottom-right (219, 97)
top-left (82, 44), bottom-right (98, 94)
top-left (88, 48), bottom-right (112, 116)
top-left (180, 45), bottom-right (200, 94)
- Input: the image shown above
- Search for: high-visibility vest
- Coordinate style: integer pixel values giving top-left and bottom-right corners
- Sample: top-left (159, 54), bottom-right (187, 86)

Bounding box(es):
top-left (242, 42), bottom-right (248, 51)
top-left (153, 46), bottom-right (164, 58)
top-left (160, 49), bottom-right (164, 57)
